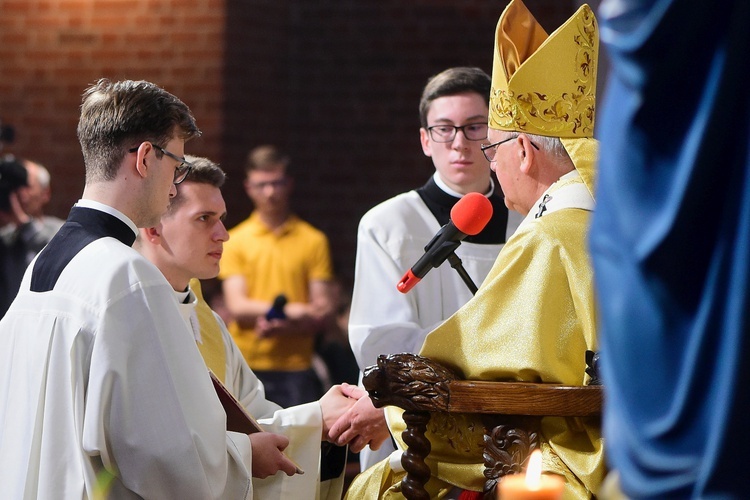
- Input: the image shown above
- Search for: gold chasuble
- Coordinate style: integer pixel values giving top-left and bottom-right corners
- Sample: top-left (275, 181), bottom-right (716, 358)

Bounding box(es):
top-left (190, 278), bottom-right (227, 383)
top-left (346, 1), bottom-right (604, 498)
top-left (350, 167), bottom-right (604, 500)
top-left (403, 174), bottom-right (602, 499)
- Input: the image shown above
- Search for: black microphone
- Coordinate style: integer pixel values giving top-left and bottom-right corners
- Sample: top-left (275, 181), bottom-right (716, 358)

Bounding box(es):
top-left (265, 294), bottom-right (288, 320)
top-left (397, 192), bottom-right (493, 294)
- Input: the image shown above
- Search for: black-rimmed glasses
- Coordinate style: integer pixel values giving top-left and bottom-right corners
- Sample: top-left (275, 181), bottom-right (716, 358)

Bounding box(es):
top-left (426, 123), bottom-right (488, 143)
top-left (128, 144), bottom-right (194, 185)
top-left (480, 135), bottom-right (540, 162)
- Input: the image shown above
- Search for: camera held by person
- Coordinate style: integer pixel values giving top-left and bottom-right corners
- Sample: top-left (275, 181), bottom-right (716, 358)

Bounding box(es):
top-left (0, 155), bottom-right (28, 213)
top-left (0, 118), bottom-right (15, 147)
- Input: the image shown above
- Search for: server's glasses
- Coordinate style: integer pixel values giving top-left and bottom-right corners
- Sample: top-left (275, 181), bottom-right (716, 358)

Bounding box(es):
top-left (426, 123), bottom-right (488, 142)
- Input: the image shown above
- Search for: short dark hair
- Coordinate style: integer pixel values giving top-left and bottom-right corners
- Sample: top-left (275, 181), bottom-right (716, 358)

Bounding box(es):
top-left (245, 145), bottom-right (290, 175)
top-left (418, 67), bottom-right (491, 128)
top-left (167, 155), bottom-right (226, 214)
top-left (77, 79), bottom-right (201, 184)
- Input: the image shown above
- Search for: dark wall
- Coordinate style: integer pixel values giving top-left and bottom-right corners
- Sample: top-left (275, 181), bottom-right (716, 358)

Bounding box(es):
top-left (221, 0), bottom-right (578, 290)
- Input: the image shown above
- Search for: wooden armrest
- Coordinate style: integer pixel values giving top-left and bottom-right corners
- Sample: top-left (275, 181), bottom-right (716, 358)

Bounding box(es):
top-left (447, 380), bottom-right (602, 416)
top-left (363, 352), bottom-right (602, 500)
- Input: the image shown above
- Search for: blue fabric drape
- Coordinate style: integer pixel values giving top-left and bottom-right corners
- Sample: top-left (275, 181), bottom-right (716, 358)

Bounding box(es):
top-left (591, 0), bottom-right (750, 497)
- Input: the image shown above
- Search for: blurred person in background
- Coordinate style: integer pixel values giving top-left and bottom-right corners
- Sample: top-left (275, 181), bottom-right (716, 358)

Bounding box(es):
top-left (1, 158), bottom-right (64, 316)
top-left (220, 145), bottom-right (336, 408)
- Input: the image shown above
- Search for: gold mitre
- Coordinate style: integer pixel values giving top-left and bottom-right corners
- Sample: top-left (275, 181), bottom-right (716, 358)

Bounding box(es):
top-left (489, 0), bottom-right (598, 138)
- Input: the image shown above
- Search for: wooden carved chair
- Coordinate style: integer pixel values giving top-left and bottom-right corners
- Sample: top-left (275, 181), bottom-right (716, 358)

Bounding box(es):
top-left (363, 352), bottom-right (602, 500)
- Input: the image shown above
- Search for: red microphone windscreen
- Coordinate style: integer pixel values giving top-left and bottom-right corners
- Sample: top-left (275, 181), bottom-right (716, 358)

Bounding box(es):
top-left (450, 192), bottom-right (493, 236)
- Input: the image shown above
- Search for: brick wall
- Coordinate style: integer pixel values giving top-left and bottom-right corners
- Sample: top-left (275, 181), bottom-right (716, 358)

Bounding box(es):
top-left (0, 0), bottom-right (581, 290)
top-left (0, 0), bottom-right (226, 214)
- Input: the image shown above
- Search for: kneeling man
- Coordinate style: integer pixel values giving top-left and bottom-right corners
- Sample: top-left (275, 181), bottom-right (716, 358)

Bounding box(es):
top-left (136, 155), bottom-right (360, 499)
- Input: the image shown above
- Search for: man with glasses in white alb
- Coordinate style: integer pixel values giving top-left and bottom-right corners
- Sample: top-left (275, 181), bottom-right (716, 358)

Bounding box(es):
top-left (0, 79), bottom-right (265, 498)
top-left (341, 67), bottom-right (522, 469)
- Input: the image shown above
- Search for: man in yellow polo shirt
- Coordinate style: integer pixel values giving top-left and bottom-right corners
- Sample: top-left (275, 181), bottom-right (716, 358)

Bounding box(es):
top-left (220, 145), bottom-right (335, 408)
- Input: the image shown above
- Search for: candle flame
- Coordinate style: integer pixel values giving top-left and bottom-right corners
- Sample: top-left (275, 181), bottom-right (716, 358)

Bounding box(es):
top-left (525, 449), bottom-right (542, 490)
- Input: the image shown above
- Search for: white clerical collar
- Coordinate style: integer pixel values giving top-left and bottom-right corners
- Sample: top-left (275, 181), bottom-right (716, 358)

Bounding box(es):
top-left (174, 288), bottom-right (193, 305)
top-left (173, 287), bottom-right (202, 343)
top-left (75, 199), bottom-right (138, 238)
top-left (433, 172), bottom-right (494, 198)
top-left (540, 169), bottom-right (594, 213)
top-left (515, 169), bottom-right (594, 231)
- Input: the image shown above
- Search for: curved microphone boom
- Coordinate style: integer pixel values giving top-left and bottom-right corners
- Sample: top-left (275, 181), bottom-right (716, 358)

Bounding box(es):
top-left (397, 192), bottom-right (493, 294)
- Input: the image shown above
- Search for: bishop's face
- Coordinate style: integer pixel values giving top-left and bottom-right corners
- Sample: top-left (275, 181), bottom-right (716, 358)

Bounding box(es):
top-left (488, 128), bottom-right (528, 215)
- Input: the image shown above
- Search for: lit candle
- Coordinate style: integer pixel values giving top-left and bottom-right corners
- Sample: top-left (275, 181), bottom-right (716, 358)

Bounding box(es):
top-left (497, 450), bottom-right (565, 500)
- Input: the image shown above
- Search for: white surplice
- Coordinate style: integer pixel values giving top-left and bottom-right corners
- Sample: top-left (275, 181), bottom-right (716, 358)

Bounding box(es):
top-left (349, 189), bottom-right (506, 371)
top-left (177, 289), bottom-right (345, 500)
top-left (0, 208), bottom-right (254, 499)
top-left (348, 189), bottom-right (511, 468)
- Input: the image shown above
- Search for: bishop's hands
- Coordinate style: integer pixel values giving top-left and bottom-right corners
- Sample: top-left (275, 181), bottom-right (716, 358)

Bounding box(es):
top-left (325, 384), bottom-right (391, 453)
top-left (319, 383), bottom-right (360, 441)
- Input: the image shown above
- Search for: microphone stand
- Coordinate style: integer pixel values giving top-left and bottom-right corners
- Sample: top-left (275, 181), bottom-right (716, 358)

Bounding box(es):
top-left (446, 252), bottom-right (478, 295)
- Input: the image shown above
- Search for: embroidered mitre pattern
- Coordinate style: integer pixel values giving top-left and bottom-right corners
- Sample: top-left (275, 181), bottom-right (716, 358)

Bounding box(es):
top-left (489, 1), bottom-right (598, 138)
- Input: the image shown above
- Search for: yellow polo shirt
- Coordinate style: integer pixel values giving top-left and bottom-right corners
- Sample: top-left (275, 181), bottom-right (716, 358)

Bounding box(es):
top-left (219, 212), bottom-right (333, 371)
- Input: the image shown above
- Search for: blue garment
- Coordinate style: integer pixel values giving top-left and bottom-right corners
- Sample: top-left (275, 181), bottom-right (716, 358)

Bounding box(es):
top-left (590, 0), bottom-right (750, 497)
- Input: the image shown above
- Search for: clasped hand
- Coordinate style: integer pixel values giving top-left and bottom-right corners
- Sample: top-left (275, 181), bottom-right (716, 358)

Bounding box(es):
top-left (323, 384), bottom-right (391, 454)
top-left (249, 383), bottom-right (392, 479)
